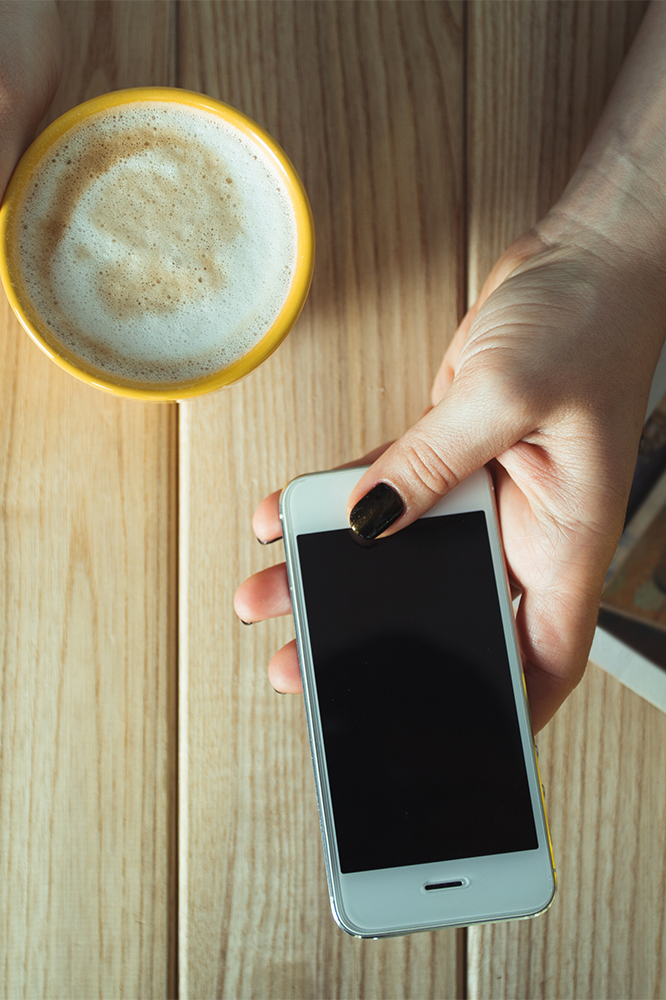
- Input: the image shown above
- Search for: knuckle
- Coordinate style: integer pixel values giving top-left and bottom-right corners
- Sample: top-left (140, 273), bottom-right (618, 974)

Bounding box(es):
top-left (400, 436), bottom-right (460, 499)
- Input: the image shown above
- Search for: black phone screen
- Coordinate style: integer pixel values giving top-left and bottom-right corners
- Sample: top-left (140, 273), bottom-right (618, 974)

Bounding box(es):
top-left (297, 511), bottom-right (538, 874)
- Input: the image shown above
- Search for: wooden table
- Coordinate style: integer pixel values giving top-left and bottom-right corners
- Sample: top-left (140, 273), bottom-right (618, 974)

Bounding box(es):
top-left (1, 2), bottom-right (665, 997)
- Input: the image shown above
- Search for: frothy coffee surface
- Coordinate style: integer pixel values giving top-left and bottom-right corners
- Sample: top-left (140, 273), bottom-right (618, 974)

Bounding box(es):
top-left (15, 102), bottom-right (298, 383)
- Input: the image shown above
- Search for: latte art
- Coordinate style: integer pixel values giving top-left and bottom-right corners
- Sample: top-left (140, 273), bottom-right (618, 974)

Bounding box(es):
top-left (14, 102), bottom-right (298, 383)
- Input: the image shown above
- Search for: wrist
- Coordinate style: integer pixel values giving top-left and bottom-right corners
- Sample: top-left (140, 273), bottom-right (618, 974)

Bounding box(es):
top-left (536, 1), bottom-right (666, 295)
top-left (542, 147), bottom-right (666, 269)
top-left (526, 153), bottom-right (666, 406)
top-left (534, 146), bottom-right (666, 368)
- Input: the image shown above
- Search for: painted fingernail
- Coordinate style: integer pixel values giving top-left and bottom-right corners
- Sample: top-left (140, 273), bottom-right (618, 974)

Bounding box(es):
top-left (239, 618), bottom-right (253, 626)
top-left (257, 535), bottom-right (281, 545)
top-left (349, 482), bottom-right (404, 540)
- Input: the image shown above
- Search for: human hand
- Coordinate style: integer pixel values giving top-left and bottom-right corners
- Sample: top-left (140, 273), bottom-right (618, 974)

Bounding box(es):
top-left (235, 217), bottom-right (665, 733)
top-left (0, 0), bottom-right (63, 197)
top-left (236, 1), bottom-right (666, 733)
top-left (345, 219), bottom-right (665, 732)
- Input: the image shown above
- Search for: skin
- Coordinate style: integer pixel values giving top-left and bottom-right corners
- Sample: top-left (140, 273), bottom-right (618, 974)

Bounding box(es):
top-left (235, 1), bottom-right (666, 734)
top-left (0, 1), bottom-right (63, 197)
top-left (0, 2), bottom-right (661, 736)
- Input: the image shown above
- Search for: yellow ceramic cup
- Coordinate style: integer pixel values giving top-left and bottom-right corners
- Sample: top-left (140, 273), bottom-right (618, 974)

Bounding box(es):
top-left (0, 87), bottom-right (314, 401)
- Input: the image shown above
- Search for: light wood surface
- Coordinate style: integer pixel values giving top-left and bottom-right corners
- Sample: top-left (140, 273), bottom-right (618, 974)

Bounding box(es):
top-left (0, 3), bottom-right (664, 999)
top-left (178, 3), bottom-right (464, 997)
top-left (468, 665), bottom-right (666, 1000)
top-left (0, 3), bottom-right (177, 998)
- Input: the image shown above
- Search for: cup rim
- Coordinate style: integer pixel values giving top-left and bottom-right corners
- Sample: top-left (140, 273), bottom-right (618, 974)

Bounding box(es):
top-left (0, 86), bottom-right (314, 400)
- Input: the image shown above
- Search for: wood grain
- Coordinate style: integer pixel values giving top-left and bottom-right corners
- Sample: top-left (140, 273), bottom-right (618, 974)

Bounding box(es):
top-left (177, 3), bottom-right (465, 997)
top-left (466, 4), bottom-right (666, 998)
top-left (0, 3), bottom-right (177, 997)
top-left (468, 663), bottom-right (666, 1000)
top-left (3, 2), bottom-right (663, 996)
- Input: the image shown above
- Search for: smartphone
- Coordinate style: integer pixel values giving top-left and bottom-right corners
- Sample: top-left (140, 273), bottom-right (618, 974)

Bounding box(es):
top-left (279, 465), bottom-right (556, 938)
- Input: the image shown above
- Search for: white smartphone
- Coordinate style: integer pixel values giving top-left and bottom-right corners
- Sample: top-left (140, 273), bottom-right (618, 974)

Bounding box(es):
top-left (279, 465), bottom-right (556, 938)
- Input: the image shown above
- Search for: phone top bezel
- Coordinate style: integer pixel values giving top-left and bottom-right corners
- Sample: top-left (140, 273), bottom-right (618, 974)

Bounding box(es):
top-left (280, 466), bottom-right (556, 937)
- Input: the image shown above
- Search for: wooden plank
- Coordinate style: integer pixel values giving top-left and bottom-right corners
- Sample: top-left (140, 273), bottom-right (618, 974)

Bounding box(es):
top-left (0, 3), bottom-right (177, 997)
top-left (177, 2), bottom-right (465, 996)
top-left (465, 3), bottom-right (666, 998)
top-left (468, 663), bottom-right (666, 999)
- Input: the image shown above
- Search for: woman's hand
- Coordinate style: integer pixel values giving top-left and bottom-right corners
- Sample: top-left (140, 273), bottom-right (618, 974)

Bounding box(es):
top-left (235, 1), bottom-right (666, 734)
top-left (0, 0), bottom-right (63, 197)
top-left (235, 216), bottom-right (665, 734)
top-left (344, 219), bottom-right (664, 732)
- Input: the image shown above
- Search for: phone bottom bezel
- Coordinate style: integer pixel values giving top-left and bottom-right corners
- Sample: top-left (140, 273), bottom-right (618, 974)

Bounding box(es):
top-left (330, 847), bottom-right (557, 938)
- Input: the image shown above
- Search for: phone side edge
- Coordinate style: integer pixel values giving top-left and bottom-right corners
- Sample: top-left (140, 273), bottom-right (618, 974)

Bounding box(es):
top-left (279, 478), bottom-right (360, 936)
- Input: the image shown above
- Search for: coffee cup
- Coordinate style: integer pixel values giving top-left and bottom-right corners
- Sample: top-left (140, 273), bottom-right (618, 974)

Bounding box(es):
top-left (0, 87), bottom-right (314, 400)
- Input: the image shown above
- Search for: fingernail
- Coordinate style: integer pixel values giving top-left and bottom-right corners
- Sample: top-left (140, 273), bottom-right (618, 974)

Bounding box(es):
top-left (239, 618), bottom-right (253, 626)
top-left (257, 535), bottom-right (281, 545)
top-left (272, 687), bottom-right (286, 695)
top-left (349, 482), bottom-right (404, 540)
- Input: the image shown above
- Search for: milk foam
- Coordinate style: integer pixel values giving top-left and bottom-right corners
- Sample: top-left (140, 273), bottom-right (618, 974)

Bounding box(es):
top-left (16, 102), bottom-right (298, 383)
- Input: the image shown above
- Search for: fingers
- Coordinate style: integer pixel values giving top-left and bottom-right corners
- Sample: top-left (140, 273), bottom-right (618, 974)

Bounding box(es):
top-left (349, 231), bottom-right (560, 541)
top-left (268, 639), bottom-right (302, 694)
top-left (347, 378), bottom-right (531, 539)
top-left (233, 563), bottom-right (291, 624)
top-left (247, 450), bottom-right (399, 693)
top-left (252, 489), bottom-right (283, 544)
top-left (234, 548), bottom-right (301, 696)
top-left (251, 446), bottom-right (397, 544)
top-left (517, 584), bottom-right (598, 733)
top-left (251, 444), bottom-right (399, 546)
top-left (492, 460), bottom-right (607, 732)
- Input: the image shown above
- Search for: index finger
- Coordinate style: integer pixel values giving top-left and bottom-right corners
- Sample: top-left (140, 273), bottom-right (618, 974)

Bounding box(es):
top-left (251, 444), bottom-right (397, 544)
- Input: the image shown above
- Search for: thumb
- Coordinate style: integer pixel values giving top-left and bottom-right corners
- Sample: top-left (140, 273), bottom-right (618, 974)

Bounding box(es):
top-left (348, 376), bottom-right (530, 538)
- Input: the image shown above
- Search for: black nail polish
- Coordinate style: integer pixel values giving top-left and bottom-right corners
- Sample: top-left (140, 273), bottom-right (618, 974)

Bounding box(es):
top-left (349, 482), bottom-right (404, 540)
top-left (240, 618), bottom-right (253, 626)
top-left (258, 535), bottom-right (280, 545)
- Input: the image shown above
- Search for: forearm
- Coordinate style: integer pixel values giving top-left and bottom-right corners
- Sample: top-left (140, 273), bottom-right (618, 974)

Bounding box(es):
top-left (581, 1), bottom-right (666, 183)
top-left (539, 1), bottom-right (666, 360)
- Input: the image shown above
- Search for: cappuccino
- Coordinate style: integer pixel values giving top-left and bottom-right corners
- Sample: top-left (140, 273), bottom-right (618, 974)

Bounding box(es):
top-left (11, 100), bottom-right (299, 385)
